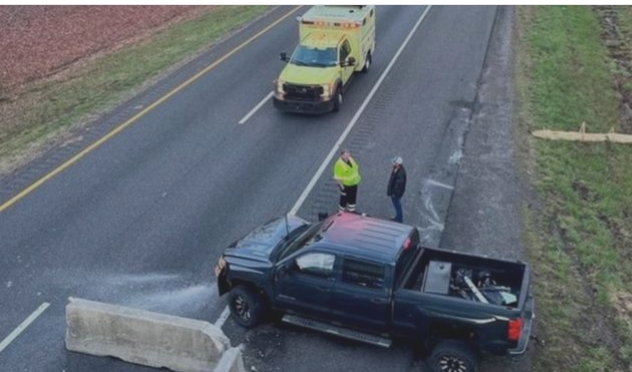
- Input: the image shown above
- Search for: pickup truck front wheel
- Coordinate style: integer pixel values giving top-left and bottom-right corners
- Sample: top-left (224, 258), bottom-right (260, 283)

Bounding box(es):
top-left (428, 340), bottom-right (478, 372)
top-left (228, 285), bottom-right (265, 328)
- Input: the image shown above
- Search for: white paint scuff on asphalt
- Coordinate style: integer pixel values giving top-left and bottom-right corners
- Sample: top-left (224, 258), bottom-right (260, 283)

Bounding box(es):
top-left (449, 148), bottom-right (463, 165)
top-left (0, 302), bottom-right (50, 353)
top-left (419, 179), bottom-right (446, 242)
top-left (425, 179), bottom-right (454, 190)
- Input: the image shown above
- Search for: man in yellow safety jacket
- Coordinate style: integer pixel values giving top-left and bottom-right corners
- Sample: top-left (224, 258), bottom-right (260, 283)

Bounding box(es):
top-left (333, 149), bottom-right (362, 213)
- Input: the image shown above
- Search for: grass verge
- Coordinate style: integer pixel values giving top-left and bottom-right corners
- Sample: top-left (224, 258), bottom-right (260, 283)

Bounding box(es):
top-left (515, 5), bottom-right (632, 371)
top-left (0, 5), bottom-right (271, 174)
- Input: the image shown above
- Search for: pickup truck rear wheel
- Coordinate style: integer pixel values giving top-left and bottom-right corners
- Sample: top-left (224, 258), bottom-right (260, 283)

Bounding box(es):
top-left (228, 285), bottom-right (265, 328)
top-left (428, 340), bottom-right (478, 372)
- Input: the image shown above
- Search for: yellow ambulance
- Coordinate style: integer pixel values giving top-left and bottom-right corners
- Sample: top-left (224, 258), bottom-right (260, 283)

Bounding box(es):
top-left (273, 5), bottom-right (376, 114)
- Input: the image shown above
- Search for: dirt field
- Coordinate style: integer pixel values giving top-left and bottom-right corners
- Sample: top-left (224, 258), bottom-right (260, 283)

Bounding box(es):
top-left (0, 6), bottom-right (214, 93)
top-left (0, 5), bottom-right (223, 175)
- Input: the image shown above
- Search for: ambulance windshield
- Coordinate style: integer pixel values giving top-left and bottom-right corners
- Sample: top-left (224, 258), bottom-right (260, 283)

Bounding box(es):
top-left (291, 46), bottom-right (337, 67)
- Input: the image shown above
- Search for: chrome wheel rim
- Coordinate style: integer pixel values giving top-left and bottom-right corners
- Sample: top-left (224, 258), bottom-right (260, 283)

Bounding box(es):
top-left (438, 355), bottom-right (467, 372)
top-left (233, 295), bottom-right (251, 321)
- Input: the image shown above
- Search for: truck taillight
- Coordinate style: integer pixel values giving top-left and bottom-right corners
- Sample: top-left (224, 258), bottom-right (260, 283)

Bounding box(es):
top-left (403, 237), bottom-right (411, 250)
top-left (508, 317), bottom-right (523, 342)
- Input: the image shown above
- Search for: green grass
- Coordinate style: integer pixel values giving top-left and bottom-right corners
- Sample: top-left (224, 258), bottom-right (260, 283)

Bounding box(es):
top-left (516, 5), bottom-right (632, 371)
top-left (0, 5), bottom-right (271, 165)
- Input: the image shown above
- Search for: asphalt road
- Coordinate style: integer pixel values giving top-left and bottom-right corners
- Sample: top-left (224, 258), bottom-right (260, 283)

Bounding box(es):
top-left (0, 5), bottom-right (529, 372)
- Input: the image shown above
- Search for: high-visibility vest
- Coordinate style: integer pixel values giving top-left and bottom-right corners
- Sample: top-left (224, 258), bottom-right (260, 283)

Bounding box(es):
top-left (334, 157), bottom-right (361, 186)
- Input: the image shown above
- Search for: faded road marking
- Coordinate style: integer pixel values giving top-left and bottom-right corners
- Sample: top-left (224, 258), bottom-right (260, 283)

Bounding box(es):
top-left (0, 302), bottom-right (50, 353)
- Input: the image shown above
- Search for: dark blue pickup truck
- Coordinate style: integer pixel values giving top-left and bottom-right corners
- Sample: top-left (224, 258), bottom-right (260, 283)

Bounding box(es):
top-left (215, 212), bottom-right (534, 372)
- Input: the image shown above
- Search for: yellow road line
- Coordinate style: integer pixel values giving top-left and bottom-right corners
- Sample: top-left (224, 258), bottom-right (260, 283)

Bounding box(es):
top-left (0, 6), bottom-right (302, 213)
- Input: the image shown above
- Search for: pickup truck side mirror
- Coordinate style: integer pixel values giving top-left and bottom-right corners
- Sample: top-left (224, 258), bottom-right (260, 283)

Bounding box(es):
top-left (348, 57), bottom-right (356, 66)
top-left (280, 52), bottom-right (289, 62)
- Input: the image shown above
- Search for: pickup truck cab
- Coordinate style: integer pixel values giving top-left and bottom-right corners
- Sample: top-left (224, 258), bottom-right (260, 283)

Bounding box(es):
top-left (215, 212), bottom-right (534, 372)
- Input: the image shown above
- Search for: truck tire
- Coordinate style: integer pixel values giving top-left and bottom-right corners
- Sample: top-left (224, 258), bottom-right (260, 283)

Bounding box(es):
top-left (362, 52), bottom-right (371, 73)
top-left (332, 88), bottom-right (343, 112)
top-left (428, 340), bottom-right (478, 372)
top-left (228, 285), bottom-right (265, 328)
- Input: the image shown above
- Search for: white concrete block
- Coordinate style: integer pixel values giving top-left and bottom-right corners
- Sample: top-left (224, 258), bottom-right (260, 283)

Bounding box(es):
top-left (213, 346), bottom-right (247, 372)
top-left (65, 297), bottom-right (230, 372)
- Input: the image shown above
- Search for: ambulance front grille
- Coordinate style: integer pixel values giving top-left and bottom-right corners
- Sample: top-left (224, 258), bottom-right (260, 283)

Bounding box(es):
top-left (283, 84), bottom-right (324, 101)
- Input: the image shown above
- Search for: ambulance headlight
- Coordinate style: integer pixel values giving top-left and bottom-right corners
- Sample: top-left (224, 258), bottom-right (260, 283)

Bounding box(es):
top-left (276, 79), bottom-right (286, 94)
top-left (321, 84), bottom-right (331, 98)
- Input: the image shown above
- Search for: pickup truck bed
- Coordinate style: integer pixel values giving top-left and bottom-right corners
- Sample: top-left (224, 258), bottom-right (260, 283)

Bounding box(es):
top-left (393, 247), bottom-right (533, 355)
top-left (405, 247), bottom-right (527, 307)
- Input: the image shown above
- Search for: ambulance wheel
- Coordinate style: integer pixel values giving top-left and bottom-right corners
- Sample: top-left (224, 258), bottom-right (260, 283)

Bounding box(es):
top-left (362, 52), bottom-right (372, 73)
top-left (333, 88), bottom-right (342, 112)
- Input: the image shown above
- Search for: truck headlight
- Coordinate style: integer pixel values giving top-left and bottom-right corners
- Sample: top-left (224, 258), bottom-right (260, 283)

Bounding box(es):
top-left (214, 256), bottom-right (226, 277)
top-left (321, 84), bottom-right (331, 98)
top-left (276, 79), bottom-right (285, 94)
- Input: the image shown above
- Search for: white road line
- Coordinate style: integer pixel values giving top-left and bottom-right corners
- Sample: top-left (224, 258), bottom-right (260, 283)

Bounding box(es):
top-left (217, 5), bottom-right (433, 328)
top-left (0, 302), bottom-right (50, 353)
top-left (238, 91), bottom-right (274, 124)
top-left (290, 5), bottom-right (433, 215)
top-left (214, 306), bottom-right (231, 328)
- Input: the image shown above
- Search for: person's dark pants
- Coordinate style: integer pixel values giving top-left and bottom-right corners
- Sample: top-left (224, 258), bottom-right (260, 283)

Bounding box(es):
top-left (339, 184), bottom-right (358, 212)
top-left (391, 196), bottom-right (403, 222)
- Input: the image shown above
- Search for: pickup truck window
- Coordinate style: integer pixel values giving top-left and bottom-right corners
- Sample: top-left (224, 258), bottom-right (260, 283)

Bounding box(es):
top-left (274, 224), bottom-right (309, 259)
top-left (277, 219), bottom-right (338, 261)
top-left (296, 252), bottom-right (335, 277)
top-left (292, 46), bottom-right (337, 67)
top-left (342, 259), bottom-right (385, 289)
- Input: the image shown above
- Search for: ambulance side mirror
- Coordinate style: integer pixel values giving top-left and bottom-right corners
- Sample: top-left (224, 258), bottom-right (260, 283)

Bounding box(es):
top-left (280, 52), bottom-right (289, 62)
top-left (342, 57), bottom-right (356, 67)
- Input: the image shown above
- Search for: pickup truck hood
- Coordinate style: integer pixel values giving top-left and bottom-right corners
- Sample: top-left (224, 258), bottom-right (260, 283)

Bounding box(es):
top-left (279, 64), bottom-right (338, 85)
top-left (225, 215), bottom-right (308, 261)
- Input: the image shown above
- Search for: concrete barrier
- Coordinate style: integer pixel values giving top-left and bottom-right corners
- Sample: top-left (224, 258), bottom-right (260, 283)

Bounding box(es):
top-left (65, 297), bottom-right (230, 372)
top-left (213, 346), bottom-right (247, 372)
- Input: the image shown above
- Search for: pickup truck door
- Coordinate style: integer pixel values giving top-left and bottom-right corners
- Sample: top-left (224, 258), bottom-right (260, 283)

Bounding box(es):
top-left (330, 258), bottom-right (390, 332)
top-left (274, 252), bottom-right (336, 319)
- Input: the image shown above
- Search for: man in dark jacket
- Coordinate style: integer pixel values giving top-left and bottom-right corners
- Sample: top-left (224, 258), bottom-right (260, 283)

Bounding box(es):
top-left (387, 156), bottom-right (407, 223)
